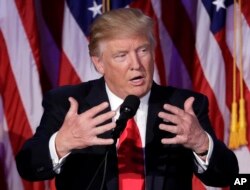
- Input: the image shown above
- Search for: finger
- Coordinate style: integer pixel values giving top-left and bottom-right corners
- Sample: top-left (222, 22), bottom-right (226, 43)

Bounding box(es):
top-left (158, 111), bottom-right (181, 125)
top-left (184, 97), bottom-right (195, 115)
top-left (94, 138), bottom-right (114, 145)
top-left (83, 102), bottom-right (109, 118)
top-left (161, 137), bottom-right (181, 145)
top-left (159, 123), bottom-right (180, 135)
top-left (92, 111), bottom-right (116, 126)
top-left (163, 104), bottom-right (185, 117)
top-left (66, 97), bottom-right (79, 118)
top-left (93, 122), bottom-right (116, 135)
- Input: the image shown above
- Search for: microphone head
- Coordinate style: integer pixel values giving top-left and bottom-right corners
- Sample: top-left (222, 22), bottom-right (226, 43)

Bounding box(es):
top-left (120, 95), bottom-right (140, 118)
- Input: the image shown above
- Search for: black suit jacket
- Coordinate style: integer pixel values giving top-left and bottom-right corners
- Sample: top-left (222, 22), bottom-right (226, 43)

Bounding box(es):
top-left (16, 77), bottom-right (239, 190)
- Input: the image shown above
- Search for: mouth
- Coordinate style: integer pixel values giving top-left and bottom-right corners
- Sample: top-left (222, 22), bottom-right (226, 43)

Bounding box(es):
top-left (129, 75), bottom-right (145, 85)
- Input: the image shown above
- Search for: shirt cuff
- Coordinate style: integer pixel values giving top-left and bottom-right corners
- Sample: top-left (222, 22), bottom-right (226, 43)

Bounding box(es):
top-left (49, 132), bottom-right (70, 173)
top-left (193, 132), bottom-right (214, 173)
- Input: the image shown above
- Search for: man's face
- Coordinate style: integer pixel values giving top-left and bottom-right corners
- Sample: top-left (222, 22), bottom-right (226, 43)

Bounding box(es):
top-left (92, 35), bottom-right (154, 99)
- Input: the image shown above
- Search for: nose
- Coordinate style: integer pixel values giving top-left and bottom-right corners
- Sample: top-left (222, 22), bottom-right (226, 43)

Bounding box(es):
top-left (130, 52), bottom-right (141, 70)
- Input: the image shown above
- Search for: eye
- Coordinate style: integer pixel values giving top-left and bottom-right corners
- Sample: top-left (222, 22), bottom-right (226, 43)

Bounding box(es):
top-left (115, 53), bottom-right (126, 58)
top-left (113, 53), bottom-right (127, 62)
top-left (138, 46), bottom-right (149, 56)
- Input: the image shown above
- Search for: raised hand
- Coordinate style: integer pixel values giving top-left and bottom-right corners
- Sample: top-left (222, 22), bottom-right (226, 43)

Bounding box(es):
top-left (158, 97), bottom-right (209, 155)
top-left (55, 97), bottom-right (116, 158)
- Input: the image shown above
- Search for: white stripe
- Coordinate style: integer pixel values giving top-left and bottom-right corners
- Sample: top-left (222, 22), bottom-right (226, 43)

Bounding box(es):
top-left (196, 1), bottom-right (230, 143)
top-left (0, 97), bottom-right (24, 190)
top-left (226, 4), bottom-right (250, 90)
top-left (62, 3), bottom-right (101, 82)
top-left (0, 0), bottom-right (43, 133)
top-left (234, 146), bottom-right (250, 173)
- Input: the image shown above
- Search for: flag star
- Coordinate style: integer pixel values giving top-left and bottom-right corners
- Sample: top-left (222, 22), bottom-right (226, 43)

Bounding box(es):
top-left (88, 1), bottom-right (102, 18)
top-left (212, 0), bottom-right (226, 12)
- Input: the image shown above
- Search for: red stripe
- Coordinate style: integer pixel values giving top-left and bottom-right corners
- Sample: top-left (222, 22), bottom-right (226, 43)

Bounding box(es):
top-left (58, 53), bottom-right (81, 85)
top-left (244, 90), bottom-right (250, 150)
top-left (241, 0), bottom-right (250, 27)
top-left (214, 30), bottom-right (238, 108)
top-left (0, 31), bottom-right (46, 190)
top-left (14, 0), bottom-right (51, 92)
top-left (240, 0), bottom-right (250, 150)
top-left (130, 0), bottom-right (167, 85)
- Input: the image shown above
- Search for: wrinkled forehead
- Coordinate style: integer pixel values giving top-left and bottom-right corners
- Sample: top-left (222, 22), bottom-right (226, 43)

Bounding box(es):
top-left (98, 33), bottom-right (153, 55)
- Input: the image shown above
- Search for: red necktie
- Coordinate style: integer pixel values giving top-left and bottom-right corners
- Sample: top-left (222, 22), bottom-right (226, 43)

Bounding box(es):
top-left (117, 118), bottom-right (145, 190)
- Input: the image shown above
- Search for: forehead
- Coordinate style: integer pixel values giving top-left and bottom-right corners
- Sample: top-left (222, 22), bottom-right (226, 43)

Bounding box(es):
top-left (101, 35), bottom-right (151, 52)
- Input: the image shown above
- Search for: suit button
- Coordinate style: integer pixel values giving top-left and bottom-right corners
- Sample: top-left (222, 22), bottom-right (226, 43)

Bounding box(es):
top-left (37, 166), bottom-right (44, 172)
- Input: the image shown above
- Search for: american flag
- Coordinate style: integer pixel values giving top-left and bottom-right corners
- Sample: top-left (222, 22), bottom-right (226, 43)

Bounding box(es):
top-left (0, 0), bottom-right (249, 190)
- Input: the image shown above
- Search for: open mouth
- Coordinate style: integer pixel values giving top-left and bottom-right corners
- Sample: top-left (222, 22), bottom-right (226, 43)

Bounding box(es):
top-left (131, 76), bottom-right (143, 81)
top-left (130, 75), bottom-right (145, 85)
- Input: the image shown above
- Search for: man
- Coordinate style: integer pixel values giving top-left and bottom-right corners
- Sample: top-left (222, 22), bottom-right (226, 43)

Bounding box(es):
top-left (16, 8), bottom-right (238, 190)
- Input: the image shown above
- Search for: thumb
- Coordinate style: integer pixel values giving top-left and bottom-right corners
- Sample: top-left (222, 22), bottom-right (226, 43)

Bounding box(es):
top-left (184, 97), bottom-right (195, 115)
top-left (66, 97), bottom-right (79, 118)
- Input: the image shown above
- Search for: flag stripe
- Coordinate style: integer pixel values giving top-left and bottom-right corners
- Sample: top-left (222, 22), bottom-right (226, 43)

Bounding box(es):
top-left (61, 2), bottom-right (100, 83)
top-left (38, 0), bottom-right (64, 88)
top-left (14, 0), bottom-right (40, 68)
top-left (241, 0), bottom-right (250, 27)
top-left (15, 0), bottom-right (52, 92)
top-left (226, 4), bottom-right (250, 90)
top-left (0, 105), bottom-right (24, 190)
top-left (196, 1), bottom-right (229, 142)
top-left (0, 30), bottom-right (46, 190)
top-left (152, 0), bottom-right (193, 88)
top-left (225, 4), bottom-right (250, 150)
top-left (161, 0), bottom-right (225, 140)
top-left (1, 0), bottom-right (54, 189)
top-left (0, 31), bottom-right (33, 154)
top-left (59, 53), bottom-right (82, 85)
top-left (0, 0), bottom-right (43, 133)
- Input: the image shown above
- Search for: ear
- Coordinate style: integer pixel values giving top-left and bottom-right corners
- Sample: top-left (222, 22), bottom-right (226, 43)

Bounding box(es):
top-left (91, 56), bottom-right (104, 74)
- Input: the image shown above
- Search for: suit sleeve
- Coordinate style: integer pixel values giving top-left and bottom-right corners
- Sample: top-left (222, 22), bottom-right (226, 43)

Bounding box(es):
top-left (15, 90), bottom-right (68, 181)
top-left (193, 95), bottom-right (239, 187)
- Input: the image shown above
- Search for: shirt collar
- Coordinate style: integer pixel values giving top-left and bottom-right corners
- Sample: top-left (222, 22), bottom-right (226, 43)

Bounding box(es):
top-left (105, 84), bottom-right (150, 112)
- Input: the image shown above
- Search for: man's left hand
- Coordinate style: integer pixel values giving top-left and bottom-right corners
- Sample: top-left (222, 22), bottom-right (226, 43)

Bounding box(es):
top-left (158, 97), bottom-right (209, 155)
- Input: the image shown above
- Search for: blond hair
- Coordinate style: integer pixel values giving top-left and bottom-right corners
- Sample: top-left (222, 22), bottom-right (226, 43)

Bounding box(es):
top-left (88, 8), bottom-right (155, 56)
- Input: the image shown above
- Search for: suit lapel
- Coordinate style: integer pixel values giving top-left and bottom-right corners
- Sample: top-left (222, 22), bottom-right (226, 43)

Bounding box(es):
top-left (83, 78), bottom-right (119, 190)
top-left (78, 77), bottom-right (112, 138)
top-left (81, 77), bottom-right (109, 109)
top-left (145, 83), bottom-right (175, 190)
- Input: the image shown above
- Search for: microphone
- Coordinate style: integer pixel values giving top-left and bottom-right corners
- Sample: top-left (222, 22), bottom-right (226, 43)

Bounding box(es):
top-left (112, 95), bottom-right (140, 141)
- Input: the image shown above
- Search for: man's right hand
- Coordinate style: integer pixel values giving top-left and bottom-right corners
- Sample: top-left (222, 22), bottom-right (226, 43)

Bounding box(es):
top-left (55, 97), bottom-right (116, 158)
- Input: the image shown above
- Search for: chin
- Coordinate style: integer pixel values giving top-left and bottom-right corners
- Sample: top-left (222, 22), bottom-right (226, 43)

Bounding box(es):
top-left (129, 89), bottom-right (149, 98)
